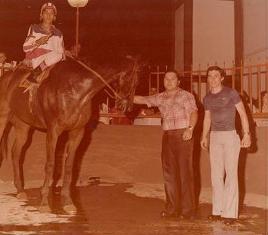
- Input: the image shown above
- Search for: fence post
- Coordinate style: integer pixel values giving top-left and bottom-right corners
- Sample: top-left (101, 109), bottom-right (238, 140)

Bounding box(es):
top-left (157, 65), bottom-right (160, 93)
top-left (198, 64), bottom-right (201, 98)
top-left (257, 65), bottom-right (261, 112)
top-left (240, 60), bottom-right (243, 94)
top-left (248, 66), bottom-right (253, 112)
top-left (148, 65), bottom-right (151, 95)
top-left (232, 60), bottom-right (235, 89)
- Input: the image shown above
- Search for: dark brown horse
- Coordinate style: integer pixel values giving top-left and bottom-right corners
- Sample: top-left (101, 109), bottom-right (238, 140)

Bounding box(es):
top-left (0, 56), bottom-right (138, 213)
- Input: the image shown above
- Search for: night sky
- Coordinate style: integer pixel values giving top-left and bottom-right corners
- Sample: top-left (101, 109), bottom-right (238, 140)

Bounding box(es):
top-left (0, 0), bottom-right (173, 65)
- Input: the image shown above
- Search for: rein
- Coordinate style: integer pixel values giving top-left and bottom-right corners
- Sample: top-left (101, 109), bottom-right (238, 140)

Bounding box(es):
top-left (126, 61), bottom-right (139, 106)
top-left (66, 54), bottom-right (122, 100)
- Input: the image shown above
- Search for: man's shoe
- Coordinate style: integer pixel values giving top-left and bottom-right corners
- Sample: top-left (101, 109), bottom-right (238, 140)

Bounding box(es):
top-left (223, 218), bottom-right (236, 225)
top-left (27, 75), bottom-right (38, 84)
top-left (160, 211), bottom-right (178, 219)
top-left (27, 66), bottom-right (42, 83)
top-left (179, 214), bottom-right (196, 220)
top-left (207, 214), bottom-right (222, 221)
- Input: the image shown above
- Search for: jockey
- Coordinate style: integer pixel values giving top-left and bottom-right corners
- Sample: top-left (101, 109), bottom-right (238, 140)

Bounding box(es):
top-left (23, 2), bottom-right (65, 82)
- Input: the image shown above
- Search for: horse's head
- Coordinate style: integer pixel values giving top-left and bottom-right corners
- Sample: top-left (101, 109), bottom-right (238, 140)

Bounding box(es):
top-left (115, 55), bottom-right (140, 112)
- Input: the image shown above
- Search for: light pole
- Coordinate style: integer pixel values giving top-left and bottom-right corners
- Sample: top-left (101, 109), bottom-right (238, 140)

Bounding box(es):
top-left (67, 0), bottom-right (89, 57)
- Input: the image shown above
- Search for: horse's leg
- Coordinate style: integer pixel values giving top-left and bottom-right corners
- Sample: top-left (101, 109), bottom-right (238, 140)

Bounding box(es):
top-left (11, 118), bottom-right (30, 200)
top-left (40, 128), bottom-right (60, 212)
top-left (52, 138), bottom-right (68, 190)
top-left (61, 128), bottom-right (85, 214)
top-left (0, 101), bottom-right (10, 165)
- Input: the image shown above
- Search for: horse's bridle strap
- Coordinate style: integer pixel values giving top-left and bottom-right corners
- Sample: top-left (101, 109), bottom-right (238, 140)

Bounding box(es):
top-left (66, 54), bottom-right (122, 100)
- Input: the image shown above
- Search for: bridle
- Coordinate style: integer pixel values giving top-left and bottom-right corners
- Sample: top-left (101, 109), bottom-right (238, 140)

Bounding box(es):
top-left (66, 54), bottom-right (138, 105)
top-left (66, 54), bottom-right (122, 99)
top-left (123, 59), bottom-right (139, 110)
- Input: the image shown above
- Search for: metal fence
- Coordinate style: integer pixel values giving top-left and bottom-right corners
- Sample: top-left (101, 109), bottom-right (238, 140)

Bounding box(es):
top-left (148, 63), bottom-right (268, 117)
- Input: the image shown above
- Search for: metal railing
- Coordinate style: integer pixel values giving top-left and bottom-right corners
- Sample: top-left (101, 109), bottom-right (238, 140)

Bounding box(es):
top-left (148, 63), bottom-right (268, 117)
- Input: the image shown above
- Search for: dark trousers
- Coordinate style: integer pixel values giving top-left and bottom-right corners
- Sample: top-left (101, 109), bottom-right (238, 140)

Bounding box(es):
top-left (161, 129), bottom-right (195, 216)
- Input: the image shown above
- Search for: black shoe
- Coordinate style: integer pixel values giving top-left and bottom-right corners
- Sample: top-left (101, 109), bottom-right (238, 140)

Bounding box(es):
top-left (207, 214), bottom-right (222, 221)
top-left (179, 214), bottom-right (196, 220)
top-left (160, 211), bottom-right (179, 219)
top-left (223, 218), bottom-right (236, 225)
top-left (27, 75), bottom-right (38, 83)
top-left (27, 66), bottom-right (42, 83)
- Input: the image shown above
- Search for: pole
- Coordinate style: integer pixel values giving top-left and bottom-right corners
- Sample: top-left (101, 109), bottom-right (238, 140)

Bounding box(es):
top-left (75, 7), bottom-right (79, 57)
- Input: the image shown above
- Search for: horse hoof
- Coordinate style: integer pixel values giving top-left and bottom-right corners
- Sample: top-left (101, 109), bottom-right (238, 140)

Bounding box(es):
top-left (16, 192), bottom-right (28, 200)
top-left (39, 205), bottom-right (52, 213)
top-left (63, 204), bottom-right (77, 214)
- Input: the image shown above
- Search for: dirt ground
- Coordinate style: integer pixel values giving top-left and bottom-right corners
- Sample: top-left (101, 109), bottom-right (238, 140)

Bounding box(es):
top-left (0, 125), bottom-right (267, 234)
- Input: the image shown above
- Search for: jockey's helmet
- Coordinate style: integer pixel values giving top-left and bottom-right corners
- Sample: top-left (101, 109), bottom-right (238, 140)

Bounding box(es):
top-left (40, 2), bottom-right (57, 16)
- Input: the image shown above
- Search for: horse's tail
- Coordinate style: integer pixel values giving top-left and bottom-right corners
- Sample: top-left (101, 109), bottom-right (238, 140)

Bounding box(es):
top-left (0, 124), bottom-right (11, 167)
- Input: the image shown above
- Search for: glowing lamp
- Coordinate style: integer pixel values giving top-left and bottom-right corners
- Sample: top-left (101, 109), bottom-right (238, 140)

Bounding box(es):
top-left (67, 0), bottom-right (89, 56)
top-left (67, 0), bottom-right (88, 8)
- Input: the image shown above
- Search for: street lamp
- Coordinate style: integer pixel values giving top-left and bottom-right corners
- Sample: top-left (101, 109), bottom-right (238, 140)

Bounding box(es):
top-left (67, 0), bottom-right (89, 57)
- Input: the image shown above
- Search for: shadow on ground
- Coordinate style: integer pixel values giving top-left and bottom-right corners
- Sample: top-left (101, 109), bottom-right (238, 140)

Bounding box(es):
top-left (0, 180), bottom-right (267, 235)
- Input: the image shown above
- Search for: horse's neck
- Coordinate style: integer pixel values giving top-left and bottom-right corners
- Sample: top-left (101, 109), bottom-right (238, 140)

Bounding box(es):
top-left (90, 69), bottom-right (121, 96)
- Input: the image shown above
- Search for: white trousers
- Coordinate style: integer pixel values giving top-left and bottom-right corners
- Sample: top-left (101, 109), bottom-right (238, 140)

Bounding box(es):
top-left (32, 51), bottom-right (63, 69)
top-left (209, 130), bottom-right (241, 218)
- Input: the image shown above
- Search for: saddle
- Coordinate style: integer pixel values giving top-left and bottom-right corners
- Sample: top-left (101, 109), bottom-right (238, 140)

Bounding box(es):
top-left (18, 64), bottom-right (55, 93)
top-left (16, 63), bottom-right (54, 114)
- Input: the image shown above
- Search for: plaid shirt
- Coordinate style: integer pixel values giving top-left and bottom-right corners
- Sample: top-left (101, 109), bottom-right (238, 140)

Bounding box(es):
top-left (144, 88), bottom-right (198, 130)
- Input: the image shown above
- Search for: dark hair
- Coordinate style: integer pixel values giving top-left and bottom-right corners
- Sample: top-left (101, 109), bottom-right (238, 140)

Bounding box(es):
top-left (165, 70), bottom-right (179, 79)
top-left (206, 66), bottom-right (226, 77)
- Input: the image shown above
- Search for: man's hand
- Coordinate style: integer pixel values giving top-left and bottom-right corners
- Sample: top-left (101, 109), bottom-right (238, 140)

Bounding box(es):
top-left (200, 136), bottom-right (209, 150)
top-left (241, 133), bottom-right (251, 148)
top-left (35, 35), bottom-right (51, 47)
top-left (182, 128), bottom-right (193, 141)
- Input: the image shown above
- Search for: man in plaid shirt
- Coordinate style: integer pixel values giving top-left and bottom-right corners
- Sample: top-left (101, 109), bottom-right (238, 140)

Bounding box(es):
top-left (134, 70), bottom-right (198, 220)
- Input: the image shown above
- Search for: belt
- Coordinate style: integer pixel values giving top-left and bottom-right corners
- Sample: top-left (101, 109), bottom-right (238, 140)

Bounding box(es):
top-left (164, 128), bottom-right (186, 134)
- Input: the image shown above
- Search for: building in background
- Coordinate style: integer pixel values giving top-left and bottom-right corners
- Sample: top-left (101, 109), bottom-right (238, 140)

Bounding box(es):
top-left (173, 0), bottom-right (268, 70)
top-left (172, 0), bottom-right (268, 107)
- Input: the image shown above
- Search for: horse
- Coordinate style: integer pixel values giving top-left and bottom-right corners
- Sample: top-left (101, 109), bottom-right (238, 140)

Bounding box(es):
top-left (0, 56), bottom-right (139, 213)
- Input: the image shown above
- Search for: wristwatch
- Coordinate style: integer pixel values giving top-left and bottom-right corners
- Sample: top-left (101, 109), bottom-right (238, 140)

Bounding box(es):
top-left (188, 125), bottom-right (194, 131)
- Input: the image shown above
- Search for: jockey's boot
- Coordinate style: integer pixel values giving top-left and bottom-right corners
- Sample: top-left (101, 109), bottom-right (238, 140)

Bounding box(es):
top-left (27, 66), bottom-right (42, 83)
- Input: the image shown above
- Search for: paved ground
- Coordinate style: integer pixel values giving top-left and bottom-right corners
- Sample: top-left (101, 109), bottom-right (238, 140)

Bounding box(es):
top-left (0, 118), bottom-right (266, 235)
top-left (0, 179), bottom-right (266, 235)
